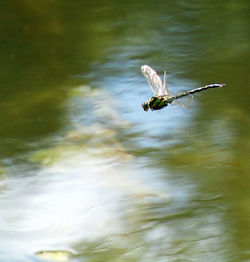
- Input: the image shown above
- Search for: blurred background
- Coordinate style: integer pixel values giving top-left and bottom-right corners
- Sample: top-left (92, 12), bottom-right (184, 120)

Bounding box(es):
top-left (0, 0), bottom-right (249, 261)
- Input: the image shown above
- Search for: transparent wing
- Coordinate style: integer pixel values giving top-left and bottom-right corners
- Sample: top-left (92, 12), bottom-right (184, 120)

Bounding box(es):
top-left (141, 65), bottom-right (170, 96)
top-left (163, 70), bottom-right (170, 96)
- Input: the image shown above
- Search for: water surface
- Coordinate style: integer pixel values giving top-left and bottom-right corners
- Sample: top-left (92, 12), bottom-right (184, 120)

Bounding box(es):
top-left (0, 1), bottom-right (249, 261)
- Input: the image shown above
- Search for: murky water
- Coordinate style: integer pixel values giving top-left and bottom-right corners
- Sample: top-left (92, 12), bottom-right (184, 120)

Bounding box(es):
top-left (0, 1), bottom-right (249, 261)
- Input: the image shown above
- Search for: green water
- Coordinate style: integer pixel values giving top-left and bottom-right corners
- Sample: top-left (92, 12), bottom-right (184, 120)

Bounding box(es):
top-left (0, 1), bottom-right (249, 261)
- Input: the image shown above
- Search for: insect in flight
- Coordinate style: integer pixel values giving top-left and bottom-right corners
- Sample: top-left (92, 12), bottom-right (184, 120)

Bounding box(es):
top-left (141, 65), bottom-right (226, 111)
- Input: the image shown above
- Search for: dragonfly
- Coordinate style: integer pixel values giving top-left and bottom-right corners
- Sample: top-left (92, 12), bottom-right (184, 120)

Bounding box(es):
top-left (141, 65), bottom-right (226, 111)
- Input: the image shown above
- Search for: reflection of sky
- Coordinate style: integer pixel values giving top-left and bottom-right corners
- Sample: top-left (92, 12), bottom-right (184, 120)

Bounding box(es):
top-left (88, 60), bottom-right (197, 150)
top-left (0, 75), bottom-right (199, 260)
top-left (0, 148), bottom-right (173, 256)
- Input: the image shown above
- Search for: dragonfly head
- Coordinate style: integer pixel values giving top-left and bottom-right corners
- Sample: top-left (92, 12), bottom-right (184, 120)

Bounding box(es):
top-left (142, 101), bottom-right (149, 111)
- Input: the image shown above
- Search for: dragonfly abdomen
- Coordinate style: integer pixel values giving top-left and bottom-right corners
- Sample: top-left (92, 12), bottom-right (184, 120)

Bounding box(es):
top-left (173, 83), bottom-right (226, 101)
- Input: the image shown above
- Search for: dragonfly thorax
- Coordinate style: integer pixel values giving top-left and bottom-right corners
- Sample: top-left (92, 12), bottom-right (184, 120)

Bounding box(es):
top-left (142, 96), bottom-right (170, 111)
top-left (149, 96), bottom-right (169, 110)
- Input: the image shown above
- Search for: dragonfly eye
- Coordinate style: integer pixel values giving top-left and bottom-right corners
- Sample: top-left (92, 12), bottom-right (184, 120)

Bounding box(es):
top-left (142, 101), bottom-right (149, 111)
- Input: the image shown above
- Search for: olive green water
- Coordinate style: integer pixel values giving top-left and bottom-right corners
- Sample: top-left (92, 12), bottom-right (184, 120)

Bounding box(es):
top-left (0, 1), bottom-right (249, 261)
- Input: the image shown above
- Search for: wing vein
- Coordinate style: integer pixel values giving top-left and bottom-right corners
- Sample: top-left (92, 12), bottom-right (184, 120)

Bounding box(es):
top-left (141, 65), bottom-right (170, 96)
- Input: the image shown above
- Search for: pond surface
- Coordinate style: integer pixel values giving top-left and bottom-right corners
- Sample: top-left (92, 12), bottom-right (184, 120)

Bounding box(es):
top-left (0, 1), bottom-right (249, 261)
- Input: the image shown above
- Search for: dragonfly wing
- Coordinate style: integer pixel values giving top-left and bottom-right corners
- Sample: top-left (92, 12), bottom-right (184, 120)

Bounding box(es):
top-left (163, 70), bottom-right (170, 96)
top-left (141, 65), bottom-right (165, 96)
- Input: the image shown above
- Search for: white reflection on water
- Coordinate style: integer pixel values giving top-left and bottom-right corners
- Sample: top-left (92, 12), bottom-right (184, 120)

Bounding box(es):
top-left (0, 128), bottom-right (171, 257)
